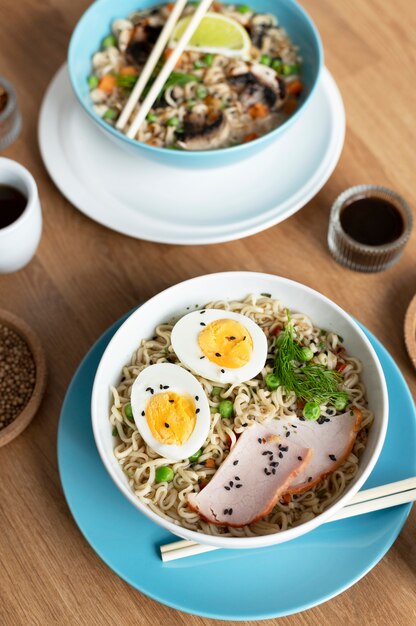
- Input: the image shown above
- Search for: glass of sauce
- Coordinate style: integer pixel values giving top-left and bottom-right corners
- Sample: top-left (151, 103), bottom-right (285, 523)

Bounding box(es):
top-left (327, 185), bottom-right (413, 272)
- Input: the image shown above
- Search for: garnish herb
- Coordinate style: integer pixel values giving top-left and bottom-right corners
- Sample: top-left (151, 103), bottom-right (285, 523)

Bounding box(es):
top-left (273, 314), bottom-right (349, 409)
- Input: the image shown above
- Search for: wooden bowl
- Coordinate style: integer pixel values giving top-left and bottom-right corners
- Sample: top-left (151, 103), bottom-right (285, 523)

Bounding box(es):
top-left (404, 294), bottom-right (416, 371)
top-left (0, 309), bottom-right (47, 447)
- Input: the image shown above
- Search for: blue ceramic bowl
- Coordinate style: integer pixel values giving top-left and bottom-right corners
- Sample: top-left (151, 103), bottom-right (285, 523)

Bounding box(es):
top-left (68, 0), bottom-right (323, 168)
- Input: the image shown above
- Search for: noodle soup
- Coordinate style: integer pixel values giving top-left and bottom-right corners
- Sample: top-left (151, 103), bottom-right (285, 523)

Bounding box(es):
top-left (110, 294), bottom-right (373, 537)
top-left (88, 3), bottom-right (302, 150)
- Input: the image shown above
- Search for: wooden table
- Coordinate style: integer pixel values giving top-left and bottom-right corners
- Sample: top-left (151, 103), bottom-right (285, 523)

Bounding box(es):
top-left (1, 0), bottom-right (415, 624)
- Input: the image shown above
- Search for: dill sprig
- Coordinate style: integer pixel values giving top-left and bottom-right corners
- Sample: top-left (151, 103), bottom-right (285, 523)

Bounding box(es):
top-left (273, 314), bottom-right (348, 406)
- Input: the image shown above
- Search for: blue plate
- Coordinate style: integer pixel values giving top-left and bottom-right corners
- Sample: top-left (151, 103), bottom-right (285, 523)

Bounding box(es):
top-left (58, 315), bottom-right (416, 620)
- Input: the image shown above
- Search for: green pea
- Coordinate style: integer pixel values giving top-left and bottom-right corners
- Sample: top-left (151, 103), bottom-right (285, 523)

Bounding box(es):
top-left (189, 448), bottom-right (203, 463)
top-left (196, 85), bottom-right (208, 99)
top-left (212, 386), bottom-right (223, 397)
top-left (202, 53), bottom-right (213, 67)
top-left (265, 373), bottom-right (280, 391)
top-left (334, 394), bottom-right (348, 412)
top-left (303, 401), bottom-right (321, 421)
top-left (166, 116), bottom-right (180, 127)
top-left (103, 108), bottom-right (118, 120)
top-left (260, 54), bottom-right (272, 66)
top-left (146, 112), bottom-right (157, 122)
top-left (102, 34), bottom-right (117, 49)
top-left (155, 466), bottom-right (174, 483)
top-left (282, 63), bottom-right (300, 76)
top-left (88, 74), bottom-right (99, 89)
top-left (271, 59), bottom-right (282, 73)
top-left (299, 346), bottom-right (314, 362)
top-left (219, 400), bottom-right (233, 419)
top-left (125, 403), bottom-right (134, 421)
top-left (238, 4), bottom-right (251, 13)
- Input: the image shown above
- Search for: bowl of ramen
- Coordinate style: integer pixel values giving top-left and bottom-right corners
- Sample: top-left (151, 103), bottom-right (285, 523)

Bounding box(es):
top-left (91, 272), bottom-right (388, 549)
top-left (68, 0), bottom-right (323, 167)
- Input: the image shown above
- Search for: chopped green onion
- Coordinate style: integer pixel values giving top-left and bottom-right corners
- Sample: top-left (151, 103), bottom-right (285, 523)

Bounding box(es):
top-left (210, 406), bottom-right (218, 414)
top-left (261, 292), bottom-right (271, 298)
top-left (189, 448), bottom-right (203, 463)
top-left (219, 400), bottom-right (234, 419)
top-left (303, 401), bottom-right (320, 421)
top-left (333, 394), bottom-right (348, 411)
top-left (238, 4), bottom-right (251, 13)
top-left (146, 112), bottom-right (157, 122)
top-left (194, 60), bottom-right (205, 69)
top-left (187, 98), bottom-right (197, 109)
top-left (282, 63), bottom-right (300, 76)
top-left (102, 34), bottom-right (117, 49)
top-left (112, 426), bottom-right (118, 437)
top-left (103, 108), bottom-right (118, 120)
top-left (166, 116), bottom-right (180, 126)
top-left (88, 75), bottom-right (99, 89)
top-left (260, 54), bottom-right (272, 66)
top-left (196, 85), bottom-right (208, 99)
top-left (299, 346), bottom-right (314, 362)
top-left (265, 373), bottom-right (280, 391)
top-left (166, 144), bottom-right (183, 150)
top-left (337, 335), bottom-right (344, 343)
top-left (116, 74), bottom-right (138, 90)
top-left (271, 58), bottom-right (282, 73)
top-left (212, 386), bottom-right (222, 397)
top-left (155, 466), bottom-right (174, 483)
top-left (202, 53), bottom-right (213, 66)
top-left (125, 403), bottom-right (134, 420)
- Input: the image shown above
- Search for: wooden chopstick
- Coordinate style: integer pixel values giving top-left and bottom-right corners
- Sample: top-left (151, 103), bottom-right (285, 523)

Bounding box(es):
top-left (116, 0), bottom-right (188, 131)
top-left (160, 477), bottom-right (416, 562)
top-left (126, 0), bottom-right (213, 139)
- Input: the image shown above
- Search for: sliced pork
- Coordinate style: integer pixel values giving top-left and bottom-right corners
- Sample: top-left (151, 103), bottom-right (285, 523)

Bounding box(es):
top-left (188, 422), bottom-right (312, 527)
top-left (267, 407), bottom-right (363, 494)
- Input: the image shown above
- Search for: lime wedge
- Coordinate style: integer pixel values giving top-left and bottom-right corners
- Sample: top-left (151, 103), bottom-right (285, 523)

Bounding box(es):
top-left (170, 12), bottom-right (251, 58)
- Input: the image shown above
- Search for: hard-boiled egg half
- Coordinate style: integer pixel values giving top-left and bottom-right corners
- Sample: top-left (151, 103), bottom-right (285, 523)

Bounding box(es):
top-left (130, 363), bottom-right (210, 461)
top-left (171, 309), bottom-right (268, 384)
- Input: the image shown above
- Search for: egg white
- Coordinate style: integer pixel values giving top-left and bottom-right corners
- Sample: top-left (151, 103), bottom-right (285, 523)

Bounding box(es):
top-left (171, 309), bottom-right (268, 384)
top-left (130, 363), bottom-right (210, 461)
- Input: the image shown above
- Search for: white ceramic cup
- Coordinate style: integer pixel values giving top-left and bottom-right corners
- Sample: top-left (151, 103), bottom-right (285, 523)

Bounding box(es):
top-left (0, 158), bottom-right (42, 273)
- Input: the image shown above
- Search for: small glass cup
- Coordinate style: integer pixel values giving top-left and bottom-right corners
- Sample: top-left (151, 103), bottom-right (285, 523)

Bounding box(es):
top-left (0, 77), bottom-right (22, 151)
top-left (327, 185), bottom-right (413, 272)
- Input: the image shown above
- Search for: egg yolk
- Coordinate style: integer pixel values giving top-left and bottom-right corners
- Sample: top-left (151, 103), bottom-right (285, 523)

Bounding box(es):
top-left (145, 392), bottom-right (196, 446)
top-left (198, 319), bottom-right (253, 368)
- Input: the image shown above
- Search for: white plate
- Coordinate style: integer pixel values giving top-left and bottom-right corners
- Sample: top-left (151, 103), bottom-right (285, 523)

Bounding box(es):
top-left (38, 64), bottom-right (345, 245)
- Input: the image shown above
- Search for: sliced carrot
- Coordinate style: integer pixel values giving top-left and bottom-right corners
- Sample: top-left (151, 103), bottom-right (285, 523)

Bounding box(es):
top-left (119, 65), bottom-right (138, 76)
top-left (164, 47), bottom-right (184, 68)
top-left (286, 79), bottom-right (303, 97)
top-left (198, 478), bottom-right (210, 489)
top-left (212, 2), bottom-right (222, 10)
top-left (248, 102), bottom-right (269, 119)
top-left (145, 139), bottom-right (159, 146)
top-left (271, 325), bottom-right (282, 337)
top-left (283, 98), bottom-right (297, 115)
top-left (280, 493), bottom-right (292, 504)
top-left (167, 2), bottom-right (175, 10)
top-left (98, 74), bottom-right (116, 94)
top-left (204, 458), bottom-right (216, 469)
top-left (242, 133), bottom-right (259, 143)
top-left (336, 361), bottom-right (347, 373)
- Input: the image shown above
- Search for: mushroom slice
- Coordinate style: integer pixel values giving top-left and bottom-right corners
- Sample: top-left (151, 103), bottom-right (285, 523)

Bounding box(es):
top-left (228, 62), bottom-right (284, 110)
top-left (181, 108), bottom-right (230, 151)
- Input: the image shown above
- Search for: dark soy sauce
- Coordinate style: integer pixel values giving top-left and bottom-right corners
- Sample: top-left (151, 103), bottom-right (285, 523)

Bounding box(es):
top-left (0, 185), bottom-right (27, 229)
top-left (340, 196), bottom-right (404, 246)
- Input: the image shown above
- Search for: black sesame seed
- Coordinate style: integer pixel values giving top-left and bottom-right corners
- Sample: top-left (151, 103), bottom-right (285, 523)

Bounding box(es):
top-left (160, 384), bottom-right (163, 389)
top-left (329, 454), bottom-right (337, 461)
top-left (141, 411), bottom-right (145, 416)
top-left (299, 416), bottom-right (306, 421)
top-left (200, 322), bottom-right (206, 326)
top-left (229, 336), bottom-right (236, 340)
top-left (235, 476), bottom-right (240, 480)
top-left (221, 369), bottom-right (225, 373)
top-left (225, 486), bottom-right (230, 491)
top-left (307, 477), bottom-right (313, 483)
top-left (200, 310), bottom-right (205, 314)
top-left (286, 432), bottom-right (290, 437)
top-left (297, 456), bottom-right (302, 461)
top-left (200, 356), bottom-right (205, 359)
top-left (242, 423), bottom-right (248, 427)
top-left (163, 385), bottom-right (169, 389)
top-left (229, 508), bottom-right (233, 515)
top-left (223, 509), bottom-right (228, 515)
top-left (270, 462), bottom-right (279, 467)
top-left (279, 452), bottom-right (283, 459)
top-left (325, 418), bottom-right (331, 422)
top-left (281, 446), bottom-right (288, 452)
top-left (195, 395), bottom-right (199, 401)
top-left (215, 352), bottom-right (222, 357)
top-left (229, 481), bottom-right (234, 487)
top-left (169, 399), bottom-right (174, 403)
top-left (236, 484), bottom-right (242, 488)
top-left (264, 468), bottom-right (271, 475)
top-left (164, 423), bottom-right (170, 428)
top-left (196, 408), bottom-right (200, 414)
top-left (272, 468), bottom-right (276, 475)
top-left (292, 424), bottom-right (297, 429)
top-left (243, 336), bottom-right (246, 341)
top-left (258, 438), bottom-right (262, 444)
top-left (233, 460), bottom-right (239, 465)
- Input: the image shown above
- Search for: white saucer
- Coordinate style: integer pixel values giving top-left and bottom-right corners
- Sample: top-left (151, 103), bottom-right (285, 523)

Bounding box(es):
top-left (38, 65), bottom-right (345, 245)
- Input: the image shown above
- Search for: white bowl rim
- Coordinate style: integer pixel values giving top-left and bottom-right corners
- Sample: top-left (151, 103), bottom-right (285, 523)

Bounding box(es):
top-left (91, 271), bottom-right (389, 549)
